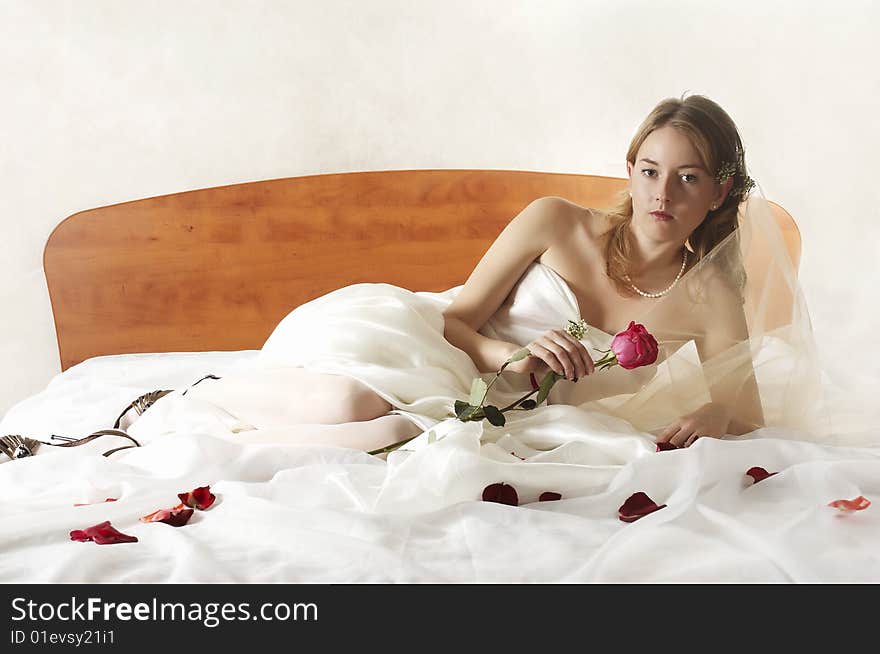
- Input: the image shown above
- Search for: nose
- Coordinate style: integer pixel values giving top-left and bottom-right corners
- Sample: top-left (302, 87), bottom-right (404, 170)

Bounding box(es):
top-left (656, 174), bottom-right (675, 205)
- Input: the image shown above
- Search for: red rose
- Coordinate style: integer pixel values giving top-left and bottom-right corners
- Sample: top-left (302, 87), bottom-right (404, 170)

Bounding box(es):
top-left (538, 492), bottom-right (562, 502)
top-left (610, 322), bottom-right (659, 370)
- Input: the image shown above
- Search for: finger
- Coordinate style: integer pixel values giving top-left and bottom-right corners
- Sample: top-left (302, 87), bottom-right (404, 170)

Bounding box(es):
top-left (545, 331), bottom-right (583, 380)
top-left (566, 332), bottom-right (596, 376)
top-left (672, 428), bottom-right (693, 448)
top-left (529, 357), bottom-right (552, 377)
top-left (580, 343), bottom-right (595, 376)
top-left (535, 336), bottom-right (575, 380)
top-left (554, 330), bottom-right (595, 378)
top-left (659, 424), bottom-right (685, 447)
top-left (655, 424), bottom-right (673, 443)
top-left (529, 343), bottom-right (565, 378)
top-left (548, 330), bottom-right (586, 380)
top-left (538, 334), bottom-right (575, 380)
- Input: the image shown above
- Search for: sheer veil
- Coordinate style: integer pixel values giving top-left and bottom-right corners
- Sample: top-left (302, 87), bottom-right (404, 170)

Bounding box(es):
top-left (554, 182), bottom-right (879, 447)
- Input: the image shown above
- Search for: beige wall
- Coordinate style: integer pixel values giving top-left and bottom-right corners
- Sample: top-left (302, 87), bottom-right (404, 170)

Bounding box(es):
top-left (2, 0), bottom-right (878, 418)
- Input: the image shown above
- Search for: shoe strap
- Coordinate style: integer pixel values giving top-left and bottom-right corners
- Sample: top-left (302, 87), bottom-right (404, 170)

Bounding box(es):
top-left (113, 390), bottom-right (173, 428)
top-left (48, 429), bottom-right (141, 457)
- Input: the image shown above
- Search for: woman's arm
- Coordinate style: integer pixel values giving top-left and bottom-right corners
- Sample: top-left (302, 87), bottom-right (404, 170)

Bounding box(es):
top-left (442, 197), bottom-right (574, 372)
top-left (694, 277), bottom-right (766, 434)
top-left (443, 315), bottom-right (520, 373)
top-left (654, 265), bottom-right (766, 449)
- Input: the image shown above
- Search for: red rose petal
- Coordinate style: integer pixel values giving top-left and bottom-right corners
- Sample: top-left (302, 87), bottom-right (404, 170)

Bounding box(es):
top-left (178, 485), bottom-right (216, 510)
top-left (72, 520), bottom-right (112, 539)
top-left (482, 482), bottom-right (519, 506)
top-left (746, 467), bottom-right (778, 484)
top-left (828, 496), bottom-right (871, 512)
top-left (191, 486), bottom-right (215, 509)
top-left (618, 492), bottom-right (666, 523)
top-left (140, 508), bottom-right (171, 523)
top-left (529, 373), bottom-right (539, 391)
top-left (656, 442), bottom-right (678, 452)
top-left (89, 523), bottom-right (138, 545)
top-left (538, 492), bottom-right (562, 502)
top-left (158, 507), bottom-right (194, 527)
top-left (141, 502), bottom-right (193, 527)
top-left (70, 520), bottom-right (138, 545)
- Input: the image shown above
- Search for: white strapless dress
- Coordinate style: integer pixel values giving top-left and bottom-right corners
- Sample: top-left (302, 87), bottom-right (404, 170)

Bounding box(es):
top-left (178, 260), bottom-right (706, 441)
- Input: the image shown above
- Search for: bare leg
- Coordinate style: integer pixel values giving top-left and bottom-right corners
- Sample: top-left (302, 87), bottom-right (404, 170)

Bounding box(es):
top-left (190, 367), bottom-right (394, 427)
top-left (233, 413), bottom-right (425, 458)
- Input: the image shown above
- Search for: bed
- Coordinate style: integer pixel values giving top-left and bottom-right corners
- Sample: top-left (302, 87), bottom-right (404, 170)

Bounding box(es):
top-left (2, 169), bottom-right (877, 583)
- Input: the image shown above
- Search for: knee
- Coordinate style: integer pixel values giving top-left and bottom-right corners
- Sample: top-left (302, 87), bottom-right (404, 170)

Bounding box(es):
top-left (339, 379), bottom-right (392, 422)
top-left (386, 414), bottom-right (424, 442)
top-left (370, 415), bottom-right (424, 459)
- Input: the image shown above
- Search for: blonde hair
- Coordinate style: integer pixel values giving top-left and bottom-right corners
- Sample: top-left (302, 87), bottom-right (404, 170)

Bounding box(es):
top-left (599, 93), bottom-right (752, 301)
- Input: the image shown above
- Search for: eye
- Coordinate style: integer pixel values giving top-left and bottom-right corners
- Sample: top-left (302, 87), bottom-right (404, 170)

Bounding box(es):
top-left (641, 169), bottom-right (699, 184)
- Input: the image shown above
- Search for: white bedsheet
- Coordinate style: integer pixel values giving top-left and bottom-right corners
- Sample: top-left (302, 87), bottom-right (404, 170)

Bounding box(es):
top-left (1, 350), bottom-right (879, 583)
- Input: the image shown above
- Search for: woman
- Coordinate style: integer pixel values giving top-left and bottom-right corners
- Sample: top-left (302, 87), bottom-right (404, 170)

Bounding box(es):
top-left (442, 96), bottom-right (763, 448)
top-left (173, 93), bottom-right (835, 456)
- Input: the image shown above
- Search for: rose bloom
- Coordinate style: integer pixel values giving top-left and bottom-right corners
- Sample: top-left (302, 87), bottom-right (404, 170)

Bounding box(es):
top-left (610, 321), bottom-right (659, 370)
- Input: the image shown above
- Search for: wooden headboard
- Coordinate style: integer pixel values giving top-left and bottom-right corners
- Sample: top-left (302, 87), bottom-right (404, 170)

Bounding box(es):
top-left (44, 169), bottom-right (800, 370)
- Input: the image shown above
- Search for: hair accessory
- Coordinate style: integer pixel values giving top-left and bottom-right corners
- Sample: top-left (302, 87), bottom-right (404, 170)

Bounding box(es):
top-left (714, 147), bottom-right (756, 202)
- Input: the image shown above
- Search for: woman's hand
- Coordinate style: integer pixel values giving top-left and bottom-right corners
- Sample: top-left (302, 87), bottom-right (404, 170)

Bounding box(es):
top-left (505, 329), bottom-right (595, 381)
top-left (656, 402), bottom-right (732, 448)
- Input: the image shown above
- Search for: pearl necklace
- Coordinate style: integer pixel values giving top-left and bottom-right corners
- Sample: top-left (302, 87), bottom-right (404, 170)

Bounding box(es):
top-left (624, 249), bottom-right (688, 298)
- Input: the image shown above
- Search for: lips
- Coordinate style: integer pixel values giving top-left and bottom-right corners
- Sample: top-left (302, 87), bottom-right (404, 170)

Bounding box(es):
top-left (651, 211), bottom-right (673, 220)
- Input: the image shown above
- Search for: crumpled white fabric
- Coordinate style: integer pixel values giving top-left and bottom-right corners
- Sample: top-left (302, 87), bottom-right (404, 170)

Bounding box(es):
top-left (1, 264), bottom-right (879, 582)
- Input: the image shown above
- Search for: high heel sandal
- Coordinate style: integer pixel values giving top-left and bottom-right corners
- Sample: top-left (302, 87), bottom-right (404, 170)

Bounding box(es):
top-left (0, 429), bottom-right (141, 460)
top-left (1, 373), bottom-right (222, 462)
top-left (0, 434), bottom-right (42, 459)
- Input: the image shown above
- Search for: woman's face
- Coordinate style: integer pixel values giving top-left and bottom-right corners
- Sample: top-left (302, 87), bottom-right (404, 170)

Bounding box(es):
top-left (626, 126), bottom-right (728, 243)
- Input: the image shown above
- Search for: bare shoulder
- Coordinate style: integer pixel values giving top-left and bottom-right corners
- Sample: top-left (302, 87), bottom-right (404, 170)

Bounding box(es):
top-left (541, 196), bottom-right (609, 245)
top-left (702, 262), bottom-right (744, 303)
top-left (441, 195), bottom-right (576, 330)
top-left (529, 195), bottom-right (579, 226)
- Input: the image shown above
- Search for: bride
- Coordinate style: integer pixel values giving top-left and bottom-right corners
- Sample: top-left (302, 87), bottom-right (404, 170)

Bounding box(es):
top-left (179, 93), bottom-right (847, 455)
